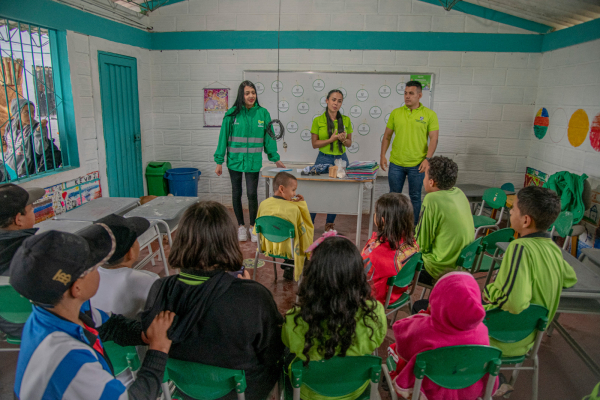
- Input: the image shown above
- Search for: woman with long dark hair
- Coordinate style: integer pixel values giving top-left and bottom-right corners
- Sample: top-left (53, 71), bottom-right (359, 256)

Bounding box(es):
top-left (282, 236), bottom-right (386, 400)
top-left (142, 201), bottom-right (284, 400)
top-left (214, 81), bottom-right (286, 242)
top-left (309, 89), bottom-right (353, 232)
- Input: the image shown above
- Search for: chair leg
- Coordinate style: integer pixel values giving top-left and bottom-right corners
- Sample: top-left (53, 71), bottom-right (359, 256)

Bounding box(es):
top-left (547, 314), bottom-right (559, 337)
top-left (413, 378), bottom-right (422, 400)
top-left (252, 250), bottom-right (260, 281)
top-left (532, 355), bottom-right (539, 400)
top-left (161, 382), bottom-right (172, 400)
top-left (506, 362), bottom-right (523, 397)
top-left (571, 236), bottom-right (578, 257)
top-left (148, 244), bottom-right (156, 266)
top-left (382, 364), bottom-right (398, 400)
top-left (484, 260), bottom-right (496, 287)
top-left (273, 258), bottom-right (278, 282)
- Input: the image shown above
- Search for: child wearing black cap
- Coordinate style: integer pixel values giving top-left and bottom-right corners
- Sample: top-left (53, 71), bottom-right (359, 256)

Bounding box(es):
top-left (91, 214), bottom-right (159, 320)
top-left (10, 224), bottom-right (175, 400)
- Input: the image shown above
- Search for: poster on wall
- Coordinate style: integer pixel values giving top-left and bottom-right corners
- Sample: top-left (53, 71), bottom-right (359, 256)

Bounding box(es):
top-left (203, 88), bottom-right (229, 128)
top-left (33, 171), bottom-right (102, 223)
top-left (523, 167), bottom-right (548, 188)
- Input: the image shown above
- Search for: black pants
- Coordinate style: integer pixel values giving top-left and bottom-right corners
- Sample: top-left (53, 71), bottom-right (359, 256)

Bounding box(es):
top-left (229, 169), bottom-right (260, 226)
top-left (418, 268), bottom-right (436, 286)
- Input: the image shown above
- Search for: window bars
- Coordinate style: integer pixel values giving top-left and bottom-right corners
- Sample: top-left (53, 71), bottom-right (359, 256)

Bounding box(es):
top-left (0, 19), bottom-right (64, 182)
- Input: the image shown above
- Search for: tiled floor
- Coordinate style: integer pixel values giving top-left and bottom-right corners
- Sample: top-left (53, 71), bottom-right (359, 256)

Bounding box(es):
top-left (1, 209), bottom-right (599, 399)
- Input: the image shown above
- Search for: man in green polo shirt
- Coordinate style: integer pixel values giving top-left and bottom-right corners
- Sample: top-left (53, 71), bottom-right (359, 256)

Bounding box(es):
top-left (380, 81), bottom-right (439, 225)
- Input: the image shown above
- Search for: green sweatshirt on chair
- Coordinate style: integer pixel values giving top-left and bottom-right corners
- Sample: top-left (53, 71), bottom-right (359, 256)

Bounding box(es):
top-left (214, 104), bottom-right (281, 173)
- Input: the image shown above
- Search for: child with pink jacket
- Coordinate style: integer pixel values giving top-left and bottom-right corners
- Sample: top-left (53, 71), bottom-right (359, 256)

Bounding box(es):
top-left (390, 271), bottom-right (498, 400)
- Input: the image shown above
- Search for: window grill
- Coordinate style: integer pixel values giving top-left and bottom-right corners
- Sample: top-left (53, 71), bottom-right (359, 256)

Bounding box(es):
top-left (0, 19), bottom-right (65, 182)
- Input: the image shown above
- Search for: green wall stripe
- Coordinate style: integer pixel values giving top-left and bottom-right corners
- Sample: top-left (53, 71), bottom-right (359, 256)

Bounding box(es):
top-left (0, 0), bottom-right (150, 48)
top-left (151, 31), bottom-right (544, 52)
top-left (542, 18), bottom-right (600, 52)
top-left (418, 0), bottom-right (553, 34)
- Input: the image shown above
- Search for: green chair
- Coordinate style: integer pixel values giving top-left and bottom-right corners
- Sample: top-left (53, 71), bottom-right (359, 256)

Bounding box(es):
top-left (165, 359), bottom-right (247, 400)
top-left (103, 341), bottom-right (141, 378)
top-left (549, 211), bottom-right (574, 250)
top-left (288, 355), bottom-right (381, 400)
top-left (472, 228), bottom-right (515, 287)
top-left (501, 183), bottom-right (515, 192)
top-left (383, 253), bottom-right (423, 322)
top-left (483, 305), bottom-right (549, 400)
top-left (473, 188), bottom-right (508, 238)
top-left (0, 284), bottom-right (33, 350)
top-left (253, 216), bottom-right (296, 281)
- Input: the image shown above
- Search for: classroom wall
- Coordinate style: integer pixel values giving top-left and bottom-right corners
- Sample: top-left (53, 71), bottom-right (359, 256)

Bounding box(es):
top-left (527, 38), bottom-right (600, 182)
top-left (21, 31), bottom-right (154, 196)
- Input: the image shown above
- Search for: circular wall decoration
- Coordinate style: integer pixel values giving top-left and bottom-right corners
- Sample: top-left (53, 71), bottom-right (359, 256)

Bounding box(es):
top-left (300, 129), bottom-right (312, 141)
top-left (396, 82), bottom-right (405, 95)
top-left (347, 142), bottom-right (359, 153)
top-left (549, 108), bottom-right (567, 143)
top-left (356, 89), bottom-right (369, 102)
top-left (533, 108), bottom-right (549, 139)
top-left (379, 85), bottom-right (391, 98)
top-left (567, 109), bottom-right (589, 147)
top-left (351, 122), bottom-right (354, 131)
top-left (313, 79), bottom-right (325, 92)
top-left (590, 113), bottom-right (600, 152)
top-left (350, 105), bottom-right (362, 118)
top-left (380, 134), bottom-right (384, 143)
top-left (338, 87), bottom-right (347, 98)
top-left (320, 96), bottom-right (327, 108)
top-left (292, 85), bottom-right (304, 97)
top-left (298, 102), bottom-right (309, 114)
top-left (287, 121), bottom-right (299, 133)
top-left (278, 100), bottom-right (289, 112)
top-left (369, 106), bottom-right (382, 119)
top-left (255, 82), bottom-right (265, 94)
top-left (384, 113), bottom-right (391, 124)
top-left (271, 80), bottom-right (283, 93)
top-left (358, 123), bottom-right (370, 136)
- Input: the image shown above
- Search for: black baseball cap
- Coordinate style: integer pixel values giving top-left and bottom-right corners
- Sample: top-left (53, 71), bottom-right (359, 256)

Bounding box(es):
top-left (0, 183), bottom-right (45, 221)
top-left (9, 224), bottom-right (116, 305)
top-left (96, 214), bottom-right (150, 263)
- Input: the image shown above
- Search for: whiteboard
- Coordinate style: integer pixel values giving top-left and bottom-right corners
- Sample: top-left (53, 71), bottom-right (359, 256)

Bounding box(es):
top-left (243, 71), bottom-right (434, 163)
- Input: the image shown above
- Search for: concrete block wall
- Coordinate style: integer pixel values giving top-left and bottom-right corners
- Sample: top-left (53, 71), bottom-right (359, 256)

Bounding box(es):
top-left (150, 47), bottom-right (540, 209)
top-left (149, 0), bottom-right (536, 34)
top-left (527, 38), bottom-right (600, 181)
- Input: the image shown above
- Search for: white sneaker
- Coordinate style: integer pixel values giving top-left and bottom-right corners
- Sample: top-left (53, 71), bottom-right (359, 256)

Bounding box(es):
top-left (250, 226), bottom-right (258, 243)
top-left (238, 225), bottom-right (248, 241)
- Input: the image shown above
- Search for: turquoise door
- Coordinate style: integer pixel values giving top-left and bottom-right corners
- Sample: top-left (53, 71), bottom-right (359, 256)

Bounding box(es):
top-left (98, 52), bottom-right (143, 197)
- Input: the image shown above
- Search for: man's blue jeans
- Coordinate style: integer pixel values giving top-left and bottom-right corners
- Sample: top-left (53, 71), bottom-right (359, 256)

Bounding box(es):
top-left (310, 151), bottom-right (349, 225)
top-left (388, 161), bottom-right (424, 226)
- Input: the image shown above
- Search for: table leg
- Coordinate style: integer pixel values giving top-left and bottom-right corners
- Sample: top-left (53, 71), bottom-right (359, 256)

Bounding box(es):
top-left (572, 236), bottom-right (578, 257)
top-left (368, 182), bottom-right (375, 239)
top-left (551, 319), bottom-right (600, 378)
top-left (356, 183), bottom-right (364, 248)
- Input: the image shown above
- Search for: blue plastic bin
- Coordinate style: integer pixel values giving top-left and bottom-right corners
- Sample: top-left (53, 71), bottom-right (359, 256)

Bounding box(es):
top-left (164, 168), bottom-right (200, 197)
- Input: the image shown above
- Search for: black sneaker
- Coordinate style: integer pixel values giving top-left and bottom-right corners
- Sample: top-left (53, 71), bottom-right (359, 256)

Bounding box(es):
top-left (283, 267), bottom-right (294, 281)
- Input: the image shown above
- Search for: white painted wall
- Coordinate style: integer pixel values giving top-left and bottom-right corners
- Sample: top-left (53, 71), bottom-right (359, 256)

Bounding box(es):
top-left (527, 38), bottom-right (600, 182)
top-left (150, 48), bottom-right (541, 210)
top-left (20, 31), bottom-right (153, 196)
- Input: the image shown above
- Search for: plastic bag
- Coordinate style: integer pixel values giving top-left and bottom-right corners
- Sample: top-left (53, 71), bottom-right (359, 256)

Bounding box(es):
top-left (335, 159), bottom-right (347, 179)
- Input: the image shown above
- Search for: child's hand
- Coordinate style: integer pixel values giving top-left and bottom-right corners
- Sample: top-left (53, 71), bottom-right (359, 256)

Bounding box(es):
top-left (143, 311), bottom-right (176, 354)
top-left (292, 194), bottom-right (304, 202)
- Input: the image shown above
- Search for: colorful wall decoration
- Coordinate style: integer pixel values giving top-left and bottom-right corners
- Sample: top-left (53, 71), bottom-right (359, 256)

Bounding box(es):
top-left (33, 171), bottom-right (102, 223)
top-left (533, 107), bottom-right (549, 139)
top-left (590, 113), bottom-right (600, 153)
top-left (524, 167), bottom-right (548, 188)
top-left (567, 108), bottom-right (589, 147)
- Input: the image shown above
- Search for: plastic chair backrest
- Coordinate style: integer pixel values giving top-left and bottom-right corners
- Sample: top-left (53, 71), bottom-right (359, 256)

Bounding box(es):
top-left (414, 345), bottom-right (501, 389)
top-left (484, 304), bottom-right (549, 343)
top-left (0, 285), bottom-right (33, 324)
top-left (481, 228), bottom-right (515, 254)
top-left (387, 252), bottom-right (423, 289)
top-left (103, 341), bottom-right (140, 376)
top-left (501, 183), bottom-right (515, 192)
top-left (254, 216), bottom-right (295, 244)
top-left (167, 358), bottom-right (247, 400)
top-left (550, 211), bottom-right (574, 238)
top-left (290, 355), bottom-right (381, 396)
top-left (482, 188), bottom-right (507, 210)
top-left (456, 238), bottom-right (483, 271)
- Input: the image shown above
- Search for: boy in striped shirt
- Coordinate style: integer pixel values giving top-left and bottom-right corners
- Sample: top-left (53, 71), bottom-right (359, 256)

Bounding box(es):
top-left (484, 186), bottom-right (577, 357)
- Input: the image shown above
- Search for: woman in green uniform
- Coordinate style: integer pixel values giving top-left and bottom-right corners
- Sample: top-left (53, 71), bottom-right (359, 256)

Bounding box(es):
top-left (214, 80), bottom-right (286, 242)
top-left (309, 89), bottom-right (353, 232)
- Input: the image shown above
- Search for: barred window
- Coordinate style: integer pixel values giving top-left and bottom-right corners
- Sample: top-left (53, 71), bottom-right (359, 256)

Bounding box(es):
top-left (1, 19), bottom-right (75, 183)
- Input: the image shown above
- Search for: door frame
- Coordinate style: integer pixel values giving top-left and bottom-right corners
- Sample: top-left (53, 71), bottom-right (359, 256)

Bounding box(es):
top-left (97, 51), bottom-right (143, 197)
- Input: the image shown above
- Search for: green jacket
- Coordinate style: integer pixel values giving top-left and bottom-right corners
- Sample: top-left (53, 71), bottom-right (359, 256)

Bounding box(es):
top-left (214, 104), bottom-right (280, 173)
top-left (543, 171), bottom-right (588, 224)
